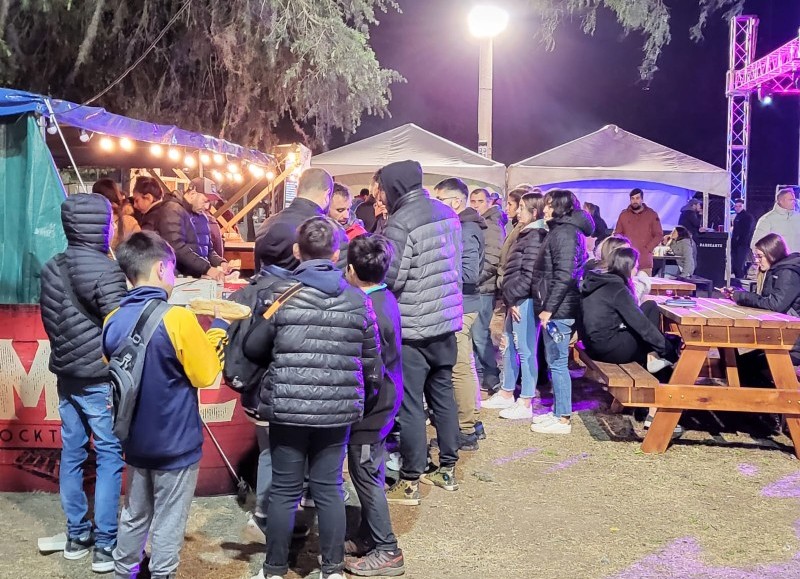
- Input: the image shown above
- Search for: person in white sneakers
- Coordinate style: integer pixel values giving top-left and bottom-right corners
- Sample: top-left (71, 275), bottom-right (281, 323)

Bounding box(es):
top-left (484, 193), bottom-right (547, 420)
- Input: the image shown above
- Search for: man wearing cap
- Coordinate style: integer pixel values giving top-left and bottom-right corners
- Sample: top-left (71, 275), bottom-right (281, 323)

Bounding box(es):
top-left (678, 197), bottom-right (710, 244)
top-left (731, 198), bottom-right (756, 278)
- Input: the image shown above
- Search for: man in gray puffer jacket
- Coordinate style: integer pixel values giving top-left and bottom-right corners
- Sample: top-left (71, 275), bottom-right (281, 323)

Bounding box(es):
top-left (380, 160), bottom-right (463, 505)
top-left (39, 193), bottom-right (127, 571)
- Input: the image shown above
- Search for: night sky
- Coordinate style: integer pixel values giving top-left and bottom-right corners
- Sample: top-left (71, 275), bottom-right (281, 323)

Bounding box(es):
top-left (339, 0), bottom-right (800, 197)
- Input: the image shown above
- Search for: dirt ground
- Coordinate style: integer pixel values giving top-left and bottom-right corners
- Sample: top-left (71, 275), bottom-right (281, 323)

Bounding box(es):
top-left (5, 373), bottom-right (800, 579)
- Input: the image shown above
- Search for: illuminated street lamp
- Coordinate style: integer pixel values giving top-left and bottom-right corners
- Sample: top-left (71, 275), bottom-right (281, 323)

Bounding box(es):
top-left (468, 4), bottom-right (509, 159)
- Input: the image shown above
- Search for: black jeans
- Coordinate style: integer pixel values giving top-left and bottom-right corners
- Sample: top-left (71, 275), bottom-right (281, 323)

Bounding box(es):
top-left (348, 441), bottom-right (398, 551)
top-left (589, 301), bottom-right (665, 366)
top-left (264, 424), bottom-right (349, 577)
top-left (398, 332), bottom-right (459, 480)
top-left (732, 243), bottom-right (750, 279)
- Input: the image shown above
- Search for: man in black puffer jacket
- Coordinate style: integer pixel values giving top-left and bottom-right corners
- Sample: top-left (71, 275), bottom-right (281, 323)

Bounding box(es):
top-left (470, 188), bottom-right (506, 392)
top-left (133, 176), bottom-right (227, 281)
top-left (243, 217), bottom-right (382, 579)
top-left (531, 190), bottom-right (594, 436)
top-left (39, 193), bottom-right (127, 570)
top-left (379, 160), bottom-right (463, 504)
top-left (434, 178), bottom-right (487, 450)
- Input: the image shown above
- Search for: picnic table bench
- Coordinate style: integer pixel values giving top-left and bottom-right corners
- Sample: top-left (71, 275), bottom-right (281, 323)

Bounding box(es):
top-left (581, 296), bottom-right (800, 457)
top-left (648, 277), bottom-right (696, 297)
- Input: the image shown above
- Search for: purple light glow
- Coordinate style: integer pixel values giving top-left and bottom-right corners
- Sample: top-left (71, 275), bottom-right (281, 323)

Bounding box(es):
top-left (545, 452), bottom-right (590, 474)
top-left (738, 463), bottom-right (759, 477)
top-left (492, 447), bottom-right (541, 466)
top-left (762, 471), bottom-right (800, 498)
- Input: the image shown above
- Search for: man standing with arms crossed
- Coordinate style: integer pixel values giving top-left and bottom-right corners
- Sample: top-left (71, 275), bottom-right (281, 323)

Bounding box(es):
top-left (614, 188), bottom-right (663, 275)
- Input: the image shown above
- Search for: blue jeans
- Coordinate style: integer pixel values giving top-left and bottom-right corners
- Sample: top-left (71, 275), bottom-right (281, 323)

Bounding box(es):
top-left (472, 294), bottom-right (499, 380)
top-left (543, 319), bottom-right (575, 418)
top-left (58, 382), bottom-right (124, 547)
top-left (255, 425), bottom-right (271, 518)
top-left (501, 299), bottom-right (540, 398)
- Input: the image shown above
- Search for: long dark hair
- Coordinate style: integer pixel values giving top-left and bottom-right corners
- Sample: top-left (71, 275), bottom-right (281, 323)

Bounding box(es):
top-left (520, 192), bottom-right (545, 222)
top-left (673, 225), bottom-right (691, 241)
top-left (92, 178), bottom-right (125, 241)
top-left (755, 233), bottom-right (790, 266)
top-left (608, 246), bottom-right (639, 294)
top-left (584, 202), bottom-right (601, 219)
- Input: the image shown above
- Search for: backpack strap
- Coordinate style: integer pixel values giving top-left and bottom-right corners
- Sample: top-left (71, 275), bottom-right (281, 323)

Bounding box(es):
top-left (56, 253), bottom-right (103, 328)
top-left (131, 300), bottom-right (171, 347)
top-left (262, 283), bottom-right (304, 320)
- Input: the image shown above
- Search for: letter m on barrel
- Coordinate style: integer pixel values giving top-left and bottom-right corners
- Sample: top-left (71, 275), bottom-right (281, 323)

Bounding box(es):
top-left (0, 340), bottom-right (59, 421)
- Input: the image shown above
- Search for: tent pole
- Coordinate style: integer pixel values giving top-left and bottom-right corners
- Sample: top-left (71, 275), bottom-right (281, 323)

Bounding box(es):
top-left (44, 99), bottom-right (86, 193)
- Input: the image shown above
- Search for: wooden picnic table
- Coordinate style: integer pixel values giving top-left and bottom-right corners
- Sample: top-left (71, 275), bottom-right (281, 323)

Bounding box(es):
top-left (648, 277), bottom-right (696, 296)
top-left (224, 241), bottom-right (255, 272)
top-left (643, 296), bottom-right (800, 456)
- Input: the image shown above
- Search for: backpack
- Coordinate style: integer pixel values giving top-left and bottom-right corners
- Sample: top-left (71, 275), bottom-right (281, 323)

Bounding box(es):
top-left (103, 299), bottom-right (170, 443)
top-left (223, 278), bottom-right (303, 394)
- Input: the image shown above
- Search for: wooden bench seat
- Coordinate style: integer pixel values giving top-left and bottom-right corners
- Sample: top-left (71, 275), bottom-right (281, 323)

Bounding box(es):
top-left (578, 348), bottom-right (657, 407)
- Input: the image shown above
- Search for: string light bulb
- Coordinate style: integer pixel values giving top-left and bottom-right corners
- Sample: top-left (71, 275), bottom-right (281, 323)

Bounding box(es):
top-left (227, 162), bottom-right (239, 174)
top-left (212, 170), bottom-right (224, 183)
top-left (150, 144), bottom-right (164, 157)
top-left (99, 136), bottom-right (114, 152)
top-left (46, 119), bottom-right (58, 135)
top-left (167, 147), bottom-right (181, 161)
top-left (119, 137), bottom-right (135, 152)
top-left (184, 155), bottom-right (197, 168)
top-left (249, 164), bottom-right (265, 178)
top-left (79, 130), bottom-right (92, 143)
top-left (233, 173), bottom-right (244, 184)
top-left (286, 151), bottom-right (297, 166)
top-left (213, 153), bottom-right (224, 165)
top-left (199, 153), bottom-right (211, 165)
top-left (265, 170), bottom-right (275, 181)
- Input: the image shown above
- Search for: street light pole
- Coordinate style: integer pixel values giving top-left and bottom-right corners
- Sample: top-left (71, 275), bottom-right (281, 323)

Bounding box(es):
top-left (478, 38), bottom-right (493, 159)
top-left (468, 4), bottom-right (508, 160)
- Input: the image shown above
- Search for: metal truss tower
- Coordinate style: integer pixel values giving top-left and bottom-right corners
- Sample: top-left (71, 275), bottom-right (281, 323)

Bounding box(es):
top-left (725, 16), bottom-right (758, 205)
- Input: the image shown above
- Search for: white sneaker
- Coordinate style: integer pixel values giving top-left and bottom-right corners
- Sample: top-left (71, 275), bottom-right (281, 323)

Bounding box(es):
top-left (242, 512), bottom-right (266, 543)
top-left (386, 451), bottom-right (402, 471)
top-left (483, 392), bottom-right (516, 409)
top-left (323, 575), bottom-right (344, 579)
top-left (647, 355), bottom-right (673, 374)
top-left (499, 401), bottom-right (534, 420)
top-left (251, 571), bottom-right (282, 579)
top-left (531, 411), bottom-right (555, 425)
top-left (531, 419), bottom-right (572, 434)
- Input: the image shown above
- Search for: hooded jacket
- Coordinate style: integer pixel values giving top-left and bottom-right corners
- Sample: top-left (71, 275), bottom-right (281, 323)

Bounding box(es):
top-left (501, 219), bottom-right (547, 307)
top-left (478, 205), bottom-right (506, 295)
top-left (734, 253), bottom-right (800, 316)
top-left (497, 221), bottom-right (524, 290)
top-left (140, 195), bottom-right (216, 277)
top-left (613, 204), bottom-right (663, 270)
top-left (39, 194), bottom-right (128, 388)
top-left (243, 259), bottom-right (383, 427)
top-left (183, 200), bottom-right (225, 267)
top-left (103, 286), bottom-right (227, 470)
top-left (670, 237), bottom-right (697, 277)
top-left (380, 160), bottom-right (463, 340)
top-left (350, 285), bottom-right (403, 445)
top-left (751, 203), bottom-right (800, 252)
top-left (459, 207), bottom-right (487, 315)
top-left (532, 210), bottom-right (594, 320)
top-left (579, 269), bottom-right (668, 360)
top-left (678, 203), bottom-right (703, 242)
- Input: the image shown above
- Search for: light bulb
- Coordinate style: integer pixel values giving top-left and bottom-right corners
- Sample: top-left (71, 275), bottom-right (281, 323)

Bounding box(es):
top-left (184, 155), bottom-right (197, 168)
top-left (249, 164), bottom-right (265, 178)
top-left (150, 144), bottom-right (164, 157)
top-left (167, 147), bottom-right (181, 161)
top-left (227, 162), bottom-right (239, 174)
top-left (212, 170), bottom-right (224, 182)
top-left (233, 173), bottom-right (244, 183)
top-left (119, 137), bottom-right (134, 151)
top-left (265, 171), bottom-right (275, 181)
top-left (79, 130), bottom-right (91, 143)
top-left (286, 151), bottom-right (297, 166)
top-left (213, 153), bottom-right (224, 165)
top-left (199, 153), bottom-right (211, 165)
top-left (46, 120), bottom-right (58, 135)
top-left (99, 136), bottom-right (114, 152)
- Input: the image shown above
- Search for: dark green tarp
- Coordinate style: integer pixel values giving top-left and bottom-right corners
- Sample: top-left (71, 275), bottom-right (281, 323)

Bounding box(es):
top-left (0, 114), bottom-right (67, 304)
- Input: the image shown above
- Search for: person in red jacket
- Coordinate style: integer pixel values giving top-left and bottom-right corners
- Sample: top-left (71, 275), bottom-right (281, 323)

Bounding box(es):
top-left (329, 182), bottom-right (367, 240)
top-left (613, 188), bottom-right (664, 275)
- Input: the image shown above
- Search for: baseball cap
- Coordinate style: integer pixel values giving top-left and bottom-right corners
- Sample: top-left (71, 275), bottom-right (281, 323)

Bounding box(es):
top-left (189, 177), bottom-right (222, 201)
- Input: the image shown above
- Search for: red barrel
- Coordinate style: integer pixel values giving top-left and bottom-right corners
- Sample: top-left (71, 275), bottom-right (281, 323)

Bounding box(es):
top-left (0, 305), bottom-right (256, 496)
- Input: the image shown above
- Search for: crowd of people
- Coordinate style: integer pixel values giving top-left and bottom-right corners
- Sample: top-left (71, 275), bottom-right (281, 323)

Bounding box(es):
top-left (37, 161), bottom-right (800, 579)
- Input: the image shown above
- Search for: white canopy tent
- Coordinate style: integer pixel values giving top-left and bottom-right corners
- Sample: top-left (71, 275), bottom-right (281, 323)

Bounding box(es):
top-left (312, 123), bottom-right (507, 191)
top-left (507, 125), bottom-right (731, 229)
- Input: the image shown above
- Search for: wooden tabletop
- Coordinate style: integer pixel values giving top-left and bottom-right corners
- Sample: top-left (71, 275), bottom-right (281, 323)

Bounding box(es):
top-left (652, 295), bottom-right (800, 329)
top-left (649, 278), bottom-right (696, 292)
top-left (224, 241), bottom-right (255, 251)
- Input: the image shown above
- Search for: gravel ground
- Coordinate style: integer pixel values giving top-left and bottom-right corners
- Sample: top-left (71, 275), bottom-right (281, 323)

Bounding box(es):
top-left (5, 374), bottom-right (800, 579)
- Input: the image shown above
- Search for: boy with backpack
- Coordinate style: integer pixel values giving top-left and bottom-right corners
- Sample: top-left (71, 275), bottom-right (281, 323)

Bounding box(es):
top-left (342, 234), bottom-right (405, 577)
top-left (243, 217), bottom-right (383, 579)
top-left (102, 231), bottom-right (228, 579)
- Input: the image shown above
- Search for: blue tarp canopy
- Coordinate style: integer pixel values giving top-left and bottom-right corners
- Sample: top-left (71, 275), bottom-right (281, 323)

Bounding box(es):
top-left (0, 88), bottom-right (273, 166)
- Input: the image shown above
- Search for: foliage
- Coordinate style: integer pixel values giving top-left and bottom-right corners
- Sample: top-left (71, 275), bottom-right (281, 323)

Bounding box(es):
top-left (532, 0), bottom-right (746, 79)
top-left (0, 0), bottom-right (404, 149)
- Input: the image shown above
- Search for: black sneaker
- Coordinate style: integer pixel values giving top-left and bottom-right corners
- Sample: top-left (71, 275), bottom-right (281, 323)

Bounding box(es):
top-left (458, 432), bottom-right (479, 451)
top-left (63, 532), bottom-right (94, 560)
top-left (482, 374), bottom-right (501, 394)
top-left (91, 545), bottom-right (114, 573)
top-left (474, 421), bottom-right (486, 440)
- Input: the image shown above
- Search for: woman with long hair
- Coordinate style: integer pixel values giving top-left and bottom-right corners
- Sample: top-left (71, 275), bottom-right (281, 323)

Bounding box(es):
top-left (92, 178), bottom-right (140, 249)
top-left (583, 202), bottom-right (610, 243)
top-left (530, 190), bottom-right (594, 434)
top-left (664, 225), bottom-right (696, 278)
top-left (485, 192), bottom-right (547, 419)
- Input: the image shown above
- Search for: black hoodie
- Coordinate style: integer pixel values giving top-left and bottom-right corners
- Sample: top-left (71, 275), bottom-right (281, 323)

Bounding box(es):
top-left (380, 160), bottom-right (464, 340)
top-left (459, 206), bottom-right (487, 315)
top-left (532, 209), bottom-right (594, 320)
top-left (39, 194), bottom-right (128, 386)
top-left (734, 253), bottom-right (800, 316)
top-left (579, 269), bottom-right (668, 360)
